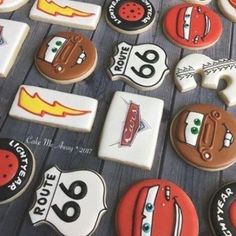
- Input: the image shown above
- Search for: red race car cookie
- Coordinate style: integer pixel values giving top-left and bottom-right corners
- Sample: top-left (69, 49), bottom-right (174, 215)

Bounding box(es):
top-left (209, 182), bottom-right (236, 236)
top-left (0, 138), bottom-right (35, 204)
top-left (163, 4), bottom-right (222, 50)
top-left (170, 104), bottom-right (236, 171)
top-left (116, 179), bottom-right (199, 236)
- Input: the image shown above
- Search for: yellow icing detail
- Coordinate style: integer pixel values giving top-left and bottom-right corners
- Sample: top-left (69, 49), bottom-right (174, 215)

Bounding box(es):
top-left (37, 0), bottom-right (94, 17)
top-left (18, 88), bottom-right (91, 117)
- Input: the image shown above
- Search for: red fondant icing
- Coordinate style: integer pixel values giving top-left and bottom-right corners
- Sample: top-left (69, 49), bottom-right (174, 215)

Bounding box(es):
top-left (163, 4), bottom-right (222, 49)
top-left (229, 0), bottom-right (236, 8)
top-left (229, 200), bottom-right (236, 229)
top-left (116, 179), bottom-right (199, 236)
top-left (118, 1), bottom-right (145, 21)
top-left (0, 150), bottom-right (19, 187)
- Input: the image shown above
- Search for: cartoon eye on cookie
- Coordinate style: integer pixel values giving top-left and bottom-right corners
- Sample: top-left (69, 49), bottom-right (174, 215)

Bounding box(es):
top-left (171, 104), bottom-right (236, 171)
top-left (35, 32), bottom-right (97, 84)
top-left (163, 4), bottom-right (222, 49)
top-left (116, 179), bottom-right (199, 236)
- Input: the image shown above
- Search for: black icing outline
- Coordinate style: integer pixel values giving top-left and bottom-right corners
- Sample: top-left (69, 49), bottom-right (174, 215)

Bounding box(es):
top-left (108, 41), bottom-right (169, 88)
top-left (29, 166), bottom-right (107, 236)
top-left (0, 138), bottom-right (35, 203)
top-left (106, 0), bottom-right (155, 32)
top-left (209, 182), bottom-right (236, 236)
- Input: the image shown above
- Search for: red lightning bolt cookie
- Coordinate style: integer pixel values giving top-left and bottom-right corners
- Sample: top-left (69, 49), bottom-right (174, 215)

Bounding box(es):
top-left (116, 179), bottom-right (199, 236)
top-left (0, 139), bottom-right (35, 204)
top-left (163, 4), bottom-right (222, 50)
top-left (35, 32), bottom-right (97, 84)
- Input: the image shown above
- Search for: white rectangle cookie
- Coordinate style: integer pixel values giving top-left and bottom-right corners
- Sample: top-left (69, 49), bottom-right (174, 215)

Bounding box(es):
top-left (0, 19), bottom-right (29, 77)
top-left (98, 91), bottom-right (164, 170)
top-left (29, 0), bottom-right (102, 30)
top-left (9, 85), bottom-right (98, 132)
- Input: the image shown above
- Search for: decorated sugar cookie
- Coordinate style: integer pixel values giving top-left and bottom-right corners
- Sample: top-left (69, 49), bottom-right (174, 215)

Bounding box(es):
top-left (175, 54), bottom-right (236, 106)
top-left (171, 104), bottom-right (236, 171)
top-left (30, 0), bottom-right (101, 30)
top-left (218, 0), bottom-right (236, 23)
top-left (0, 19), bottom-right (29, 78)
top-left (0, 138), bottom-right (35, 204)
top-left (183, 0), bottom-right (211, 5)
top-left (209, 183), bottom-right (236, 236)
top-left (106, 0), bottom-right (156, 34)
top-left (163, 4), bottom-right (222, 50)
top-left (116, 179), bottom-right (199, 236)
top-left (35, 32), bottom-right (97, 84)
top-left (109, 42), bottom-right (169, 91)
top-left (29, 166), bottom-right (107, 236)
top-left (0, 0), bottom-right (29, 12)
top-left (98, 91), bottom-right (164, 170)
top-left (9, 85), bottom-right (98, 132)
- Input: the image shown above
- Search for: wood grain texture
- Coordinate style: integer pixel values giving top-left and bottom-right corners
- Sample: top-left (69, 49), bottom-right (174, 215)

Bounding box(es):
top-left (0, 0), bottom-right (235, 236)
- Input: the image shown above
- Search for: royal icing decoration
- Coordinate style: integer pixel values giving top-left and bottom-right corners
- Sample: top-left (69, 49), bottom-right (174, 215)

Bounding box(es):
top-left (163, 4), bottom-right (222, 49)
top-left (171, 104), bottom-right (236, 171)
top-left (175, 54), bottom-right (236, 106)
top-left (98, 91), bottom-right (164, 170)
top-left (29, 166), bottom-right (107, 236)
top-left (106, 0), bottom-right (156, 34)
top-left (0, 139), bottom-right (35, 204)
top-left (109, 42), bottom-right (169, 91)
top-left (183, 0), bottom-right (211, 5)
top-left (209, 183), bottom-right (236, 236)
top-left (0, 0), bottom-right (29, 12)
top-left (9, 85), bottom-right (98, 132)
top-left (35, 32), bottom-right (97, 84)
top-left (0, 19), bottom-right (29, 78)
top-left (116, 179), bottom-right (199, 236)
top-left (218, 0), bottom-right (236, 23)
top-left (30, 0), bottom-right (102, 30)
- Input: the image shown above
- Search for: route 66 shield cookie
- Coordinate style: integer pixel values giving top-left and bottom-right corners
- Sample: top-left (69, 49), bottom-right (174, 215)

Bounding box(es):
top-left (0, 138), bottom-right (35, 204)
top-left (108, 42), bottom-right (169, 91)
top-left (170, 104), bottom-right (236, 171)
top-left (116, 179), bottom-right (199, 236)
top-left (106, 0), bottom-right (156, 34)
top-left (29, 166), bottom-right (107, 236)
top-left (35, 32), bottom-right (97, 84)
top-left (163, 4), bottom-right (222, 50)
top-left (209, 182), bottom-right (236, 236)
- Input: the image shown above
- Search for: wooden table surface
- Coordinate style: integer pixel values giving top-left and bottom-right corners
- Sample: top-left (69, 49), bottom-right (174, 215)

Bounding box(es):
top-left (0, 0), bottom-right (235, 235)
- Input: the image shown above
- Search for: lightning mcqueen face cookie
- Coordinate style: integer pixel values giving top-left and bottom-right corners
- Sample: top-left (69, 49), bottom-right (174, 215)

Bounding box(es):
top-left (35, 32), bottom-right (97, 84)
top-left (0, 138), bottom-right (35, 204)
top-left (116, 179), bottom-right (199, 236)
top-left (171, 104), bottom-right (236, 171)
top-left (163, 4), bottom-right (222, 49)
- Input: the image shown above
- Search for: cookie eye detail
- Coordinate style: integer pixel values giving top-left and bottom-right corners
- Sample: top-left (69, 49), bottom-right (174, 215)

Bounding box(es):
top-left (52, 48), bottom-right (57, 53)
top-left (194, 118), bottom-right (201, 126)
top-left (56, 41), bottom-right (62, 46)
top-left (145, 203), bottom-right (154, 212)
top-left (142, 223), bottom-right (151, 233)
top-left (191, 127), bottom-right (199, 135)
